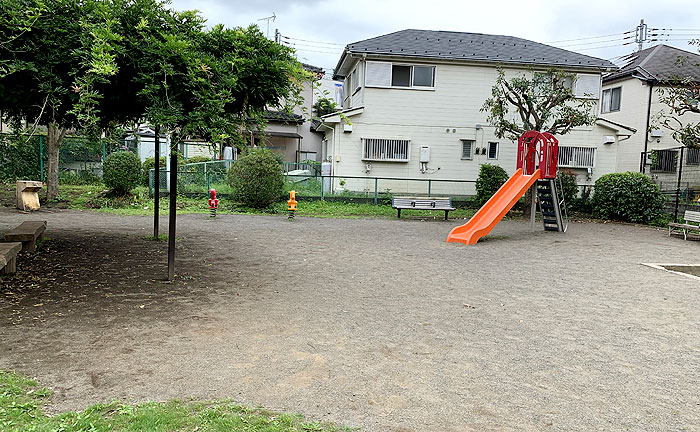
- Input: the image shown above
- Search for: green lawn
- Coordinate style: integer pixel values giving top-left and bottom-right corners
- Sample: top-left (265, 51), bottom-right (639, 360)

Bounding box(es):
top-left (0, 183), bottom-right (478, 220)
top-left (0, 371), bottom-right (350, 432)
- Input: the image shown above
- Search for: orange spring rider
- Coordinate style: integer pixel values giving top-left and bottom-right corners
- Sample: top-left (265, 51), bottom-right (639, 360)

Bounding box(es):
top-left (287, 190), bottom-right (297, 220)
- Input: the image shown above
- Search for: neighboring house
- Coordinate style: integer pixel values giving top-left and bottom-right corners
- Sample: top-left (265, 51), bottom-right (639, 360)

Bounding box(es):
top-left (256, 63), bottom-right (326, 163)
top-left (600, 44), bottom-right (700, 179)
top-left (316, 29), bottom-right (635, 195)
top-left (125, 127), bottom-right (216, 162)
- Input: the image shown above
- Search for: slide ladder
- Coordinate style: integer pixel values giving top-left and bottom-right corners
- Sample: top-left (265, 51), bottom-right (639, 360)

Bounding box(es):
top-left (536, 179), bottom-right (565, 232)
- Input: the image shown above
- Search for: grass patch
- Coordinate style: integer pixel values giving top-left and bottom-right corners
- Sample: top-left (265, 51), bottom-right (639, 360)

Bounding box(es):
top-left (0, 370), bottom-right (350, 432)
top-left (144, 234), bottom-right (169, 241)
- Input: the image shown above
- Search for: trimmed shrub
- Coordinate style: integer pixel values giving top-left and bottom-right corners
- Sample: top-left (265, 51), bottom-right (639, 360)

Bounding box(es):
top-left (141, 156), bottom-right (166, 186)
top-left (592, 172), bottom-right (664, 223)
top-left (227, 148), bottom-right (284, 209)
top-left (185, 155), bottom-right (212, 164)
top-left (557, 170), bottom-right (579, 208)
top-left (103, 151), bottom-right (141, 195)
top-left (475, 163), bottom-right (509, 204)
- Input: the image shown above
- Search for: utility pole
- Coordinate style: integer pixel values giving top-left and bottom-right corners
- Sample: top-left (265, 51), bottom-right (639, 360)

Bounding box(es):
top-left (635, 19), bottom-right (648, 51)
top-left (257, 13), bottom-right (276, 39)
top-left (275, 28), bottom-right (280, 44)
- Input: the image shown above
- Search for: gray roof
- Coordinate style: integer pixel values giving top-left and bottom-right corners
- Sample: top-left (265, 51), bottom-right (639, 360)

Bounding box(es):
top-left (603, 44), bottom-right (700, 83)
top-left (334, 29), bottom-right (616, 77)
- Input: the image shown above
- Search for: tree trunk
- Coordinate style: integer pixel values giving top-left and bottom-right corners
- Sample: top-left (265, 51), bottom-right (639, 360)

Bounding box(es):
top-left (46, 123), bottom-right (67, 201)
top-left (522, 187), bottom-right (533, 217)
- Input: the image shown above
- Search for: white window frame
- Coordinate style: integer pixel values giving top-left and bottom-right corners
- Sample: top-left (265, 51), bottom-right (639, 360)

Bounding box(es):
top-left (364, 61), bottom-right (436, 90)
top-left (601, 87), bottom-right (622, 113)
top-left (558, 146), bottom-right (596, 168)
top-left (460, 139), bottom-right (474, 160)
top-left (361, 138), bottom-right (411, 162)
top-left (487, 142), bottom-right (499, 160)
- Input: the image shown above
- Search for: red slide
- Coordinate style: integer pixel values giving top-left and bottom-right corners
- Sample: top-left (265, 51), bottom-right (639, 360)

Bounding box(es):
top-left (447, 169), bottom-right (541, 245)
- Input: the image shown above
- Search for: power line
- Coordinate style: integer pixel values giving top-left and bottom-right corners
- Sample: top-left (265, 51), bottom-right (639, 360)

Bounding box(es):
top-left (555, 35), bottom-right (634, 48)
top-left (545, 30), bottom-right (632, 44)
top-left (282, 35), bottom-right (344, 46)
top-left (574, 41), bottom-right (635, 52)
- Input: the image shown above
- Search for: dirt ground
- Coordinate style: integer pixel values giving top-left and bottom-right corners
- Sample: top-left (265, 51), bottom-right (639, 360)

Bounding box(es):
top-left (1, 207), bottom-right (699, 431)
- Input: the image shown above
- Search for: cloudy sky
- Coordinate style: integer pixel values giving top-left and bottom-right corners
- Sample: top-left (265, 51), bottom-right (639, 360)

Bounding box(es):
top-left (170, 0), bottom-right (700, 76)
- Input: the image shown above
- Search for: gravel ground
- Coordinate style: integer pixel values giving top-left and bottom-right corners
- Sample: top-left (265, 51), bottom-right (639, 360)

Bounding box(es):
top-left (1, 207), bottom-right (699, 431)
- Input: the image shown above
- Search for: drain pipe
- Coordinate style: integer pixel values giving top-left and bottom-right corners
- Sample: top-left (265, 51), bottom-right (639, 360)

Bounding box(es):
top-left (642, 81), bottom-right (654, 173)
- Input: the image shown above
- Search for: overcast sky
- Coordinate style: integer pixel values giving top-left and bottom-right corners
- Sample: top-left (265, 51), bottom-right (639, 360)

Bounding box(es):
top-left (170, 0), bottom-right (700, 76)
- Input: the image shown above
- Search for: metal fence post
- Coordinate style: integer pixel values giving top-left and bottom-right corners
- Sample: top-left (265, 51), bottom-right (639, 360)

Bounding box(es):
top-left (374, 178), bottom-right (378, 205)
top-left (39, 135), bottom-right (44, 182)
top-left (206, 172), bottom-right (210, 192)
top-left (102, 139), bottom-right (106, 161)
top-left (428, 180), bottom-right (432, 197)
top-left (675, 146), bottom-right (684, 222)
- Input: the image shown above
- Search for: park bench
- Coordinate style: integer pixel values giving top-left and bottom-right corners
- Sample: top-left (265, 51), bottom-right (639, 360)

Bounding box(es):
top-left (392, 196), bottom-right (455, 220)
top-left (668, 210), bottom-right (700, 240)
top-left (0, 242), bottom-right (22, 274)
top-left (4, 221), bottom-right (47, 252)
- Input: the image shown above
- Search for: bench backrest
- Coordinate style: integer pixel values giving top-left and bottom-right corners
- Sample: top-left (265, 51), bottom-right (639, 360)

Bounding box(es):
top-left (392, 196), bottom-right (453, 209)
top-left (684, 210), bottom-right (700, 223)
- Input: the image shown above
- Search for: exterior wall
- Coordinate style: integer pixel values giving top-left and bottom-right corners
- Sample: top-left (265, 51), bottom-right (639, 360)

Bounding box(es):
top-left (326, 60), bottom-right (622, 195)
top-left (601, 78), bottom-right (700, 172)
top-left (182, 142), bottom-right (216, 159)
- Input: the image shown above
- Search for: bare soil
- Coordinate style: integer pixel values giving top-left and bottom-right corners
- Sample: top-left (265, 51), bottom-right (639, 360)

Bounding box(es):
top-left (1, 207), bottom-right (699, 431)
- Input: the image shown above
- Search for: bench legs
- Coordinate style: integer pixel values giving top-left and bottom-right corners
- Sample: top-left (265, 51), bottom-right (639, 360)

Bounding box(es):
top-left (1, 256), bottom-right (17, 275)
top-left (444, 210), bottom-right (449, 221)
top-left (397, 209), bottom-right (401, 219)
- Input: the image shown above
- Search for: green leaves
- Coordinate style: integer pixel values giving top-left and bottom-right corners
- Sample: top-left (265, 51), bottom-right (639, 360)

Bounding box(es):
top-left (227, 148), bottom-right (284, 209)
top-left (592, 172), bottom-right (665, 223)
top-left (481, 68), bottom-right (597, 139)
top-left (103, 151), bottom-right (141, 195)
top-left (475, 163), bottom-right (509, 205)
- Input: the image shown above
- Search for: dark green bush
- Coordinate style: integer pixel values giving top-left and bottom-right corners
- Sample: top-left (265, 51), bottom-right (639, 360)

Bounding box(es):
top-left (592, 172), bottom-right (665, 223)
top-left (103, 151), bottom-right (141, 195)
top-left (141, 156), bottom-right (166, 186)
top-left (227, 148), bottom-right (283, 209)
top-left (475, 163), bottom-right (510, 204)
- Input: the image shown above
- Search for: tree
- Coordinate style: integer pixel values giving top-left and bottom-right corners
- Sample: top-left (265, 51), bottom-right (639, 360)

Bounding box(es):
top-left (656, 40), bottom-right (700, 148)
top-left (0, 0), bottom-right (120, 200)
top-left (481, 68), bottom-right (598, 213)
top-left (481, 68), bottom-right (598, 140)
top-left (313, 97), bottom-right (339, 118)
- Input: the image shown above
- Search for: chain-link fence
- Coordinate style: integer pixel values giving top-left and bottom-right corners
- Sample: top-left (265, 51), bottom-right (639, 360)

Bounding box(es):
top-left (0, 133), bottom-right (135, 183)
top-left (149, 160), bottom-right (231, 196)
top-left (642, 146), bottom-right (700, 221)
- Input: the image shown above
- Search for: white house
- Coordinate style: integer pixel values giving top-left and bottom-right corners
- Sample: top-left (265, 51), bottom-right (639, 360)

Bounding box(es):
top-left (600, 44), bottom-right (700, 180)
top-left (316, 29), bottom-right (634, 196)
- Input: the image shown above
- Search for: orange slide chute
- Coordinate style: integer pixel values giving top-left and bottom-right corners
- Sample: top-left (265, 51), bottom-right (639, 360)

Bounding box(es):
top-left (447, 169), bottom-right (541, 245)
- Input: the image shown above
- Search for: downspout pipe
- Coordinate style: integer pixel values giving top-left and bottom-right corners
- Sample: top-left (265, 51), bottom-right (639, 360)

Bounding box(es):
top-left (642, 81), bottom-right (654, 173)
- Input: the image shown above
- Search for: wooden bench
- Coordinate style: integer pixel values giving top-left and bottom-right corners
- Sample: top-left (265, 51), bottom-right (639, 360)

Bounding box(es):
top-left (392, 196), bottom-right (455, 220)
top-left (0, 242), bottom-right (22, 274)
top-left (668, 210), bottom-right (700, 240)
top-left (4, 221), bottom-right (47, 252)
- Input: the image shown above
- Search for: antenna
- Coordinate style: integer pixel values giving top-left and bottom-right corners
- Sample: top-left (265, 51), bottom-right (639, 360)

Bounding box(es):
top-left (635, 19), bottom-right (647, 51)
top-left (258, 13), bottom-right (276, 39)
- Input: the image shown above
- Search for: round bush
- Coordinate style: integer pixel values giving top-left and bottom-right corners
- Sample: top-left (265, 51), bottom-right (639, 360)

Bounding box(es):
top-left (141, 156), bottom-right (166, 186)
top-left (103, 151), bottom-right (141, 195)
top-left (592, 172), bottom-right (665, 223)
top-left (227, 148), bottom-right (284, 209)
top-left (475, 163), bottom-right (509, 205)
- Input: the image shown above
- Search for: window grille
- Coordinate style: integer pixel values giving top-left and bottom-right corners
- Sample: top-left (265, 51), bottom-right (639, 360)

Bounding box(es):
top-left (558, 146), bottom-right (596, 168)
top-left (362, 138), bottom-right (410, 162)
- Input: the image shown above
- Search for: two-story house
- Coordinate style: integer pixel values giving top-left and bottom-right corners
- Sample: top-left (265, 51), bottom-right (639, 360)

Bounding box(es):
top-left (316, 29), bottom-right (634, 195)
top-left (600, 44), bottom-right (700, 180)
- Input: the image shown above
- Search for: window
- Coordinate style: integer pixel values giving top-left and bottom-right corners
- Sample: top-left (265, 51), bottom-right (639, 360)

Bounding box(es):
top-left (558, 146), bottom-right (596, 168)
top-left (650, 149), bottom-right (678, 173)
top-left (602, 87), bottom-right (621, 113)
top-left (365, 61), bottom-right (435, 89)
top-left (391, 65), bottom-right (411, 87)
top-left (362, 138), bottom-right (410, 162)
top-left (488, 142), bottom-right (499, 159)
top-left (575, 74), bottom-right (601, 99)
top-left (351, 68), bottom-right (359, 92)
top-left (687, 148), bottom-right (700, 165)
top-left (461, 139), bottom-right (474, 160)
